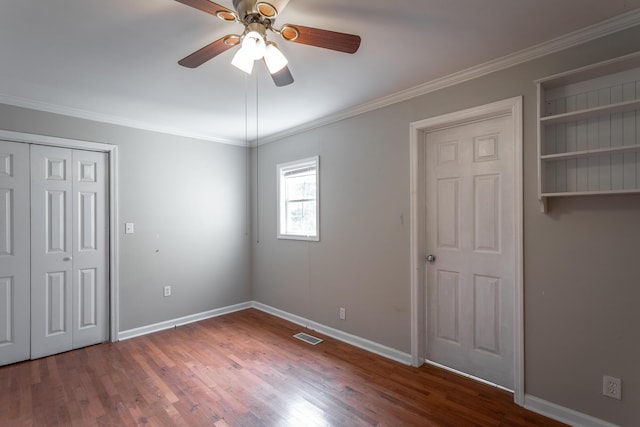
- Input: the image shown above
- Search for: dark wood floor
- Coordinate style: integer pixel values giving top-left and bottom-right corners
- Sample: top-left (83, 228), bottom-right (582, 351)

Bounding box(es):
top-left (0, 309), bottom-right (565, 426)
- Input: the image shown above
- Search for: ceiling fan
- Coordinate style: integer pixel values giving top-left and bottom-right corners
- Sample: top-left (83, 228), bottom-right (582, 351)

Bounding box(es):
top-left (175, 0), bottom-right (361, 87)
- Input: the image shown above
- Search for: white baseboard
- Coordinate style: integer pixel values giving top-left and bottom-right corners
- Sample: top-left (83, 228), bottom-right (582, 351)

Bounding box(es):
top-left (251, 301), bottom-right (413, 365)
top-left (524, 395), bottom-right (618, 427)
top-left (117, 300), bottom-right (412, 365)
top-left (117, 302), bottom-right (252, 341)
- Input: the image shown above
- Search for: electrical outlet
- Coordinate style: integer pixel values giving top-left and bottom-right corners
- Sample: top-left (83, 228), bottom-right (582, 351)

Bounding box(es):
top-left (125, 222), bottom-right (134, 234)
top-left (163, 285), bottom-right (171, 297)
top-left (339, 307), bottom-right (346, 320)
top-left (603, 375), bottom-right (622, 400)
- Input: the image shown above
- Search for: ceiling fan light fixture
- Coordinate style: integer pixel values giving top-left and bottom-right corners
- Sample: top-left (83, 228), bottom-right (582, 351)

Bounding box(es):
top-left (223, 34), bottom-right (241, 46)
top-left (242, 30), bottom-right (266, 60)
top-left (264, 42), bottom-right (288, 74)
top-left (215, 10), bottom-right (237, 22)
top-left (280, 25), bottom-right (299, 42)
top-left (231, 47), bottom-right (255, 74)
top-left (256, 2), bottom-right (278, 18)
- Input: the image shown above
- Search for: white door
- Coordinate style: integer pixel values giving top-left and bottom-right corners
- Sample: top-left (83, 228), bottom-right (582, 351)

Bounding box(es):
top-left (425, 114), bottom-right (515, 389)
top-left (30, 145), bottom-right (108, 359)
top-left (0, 141), bottom-right (31, 366)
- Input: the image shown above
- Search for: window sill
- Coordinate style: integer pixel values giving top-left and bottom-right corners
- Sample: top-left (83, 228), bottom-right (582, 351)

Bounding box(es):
top-left (277, 234), bottom-right (320, 242)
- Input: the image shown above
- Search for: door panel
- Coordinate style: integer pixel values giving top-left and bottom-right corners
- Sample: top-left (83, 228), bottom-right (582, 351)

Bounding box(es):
top-left (436, 270), bottom-right (459, 343)
top-left (31, 145), bottom-right (73, 359)
top-left (0, 189), bottom-right (13, 256)
top-left (473, 175), bottom-right (500, 253)
top-left (437, 179), bottom-right (459, 249)
top-left (426, 115), bottom-right (515, 389)
top-left (46, 271), bottom-right (68, 334)
top-left (0, 277), bottom-right (13, 340)
top-left (0, 141), bottom-right (30, 366)
top-left (47, 190), bottom-right (67, 252)
top-left (79, 192), bottom-right (97, 250)
top-left (473, 274), bottom-right (500, 354)
top-left (79, 268), bottom-right (97, 328)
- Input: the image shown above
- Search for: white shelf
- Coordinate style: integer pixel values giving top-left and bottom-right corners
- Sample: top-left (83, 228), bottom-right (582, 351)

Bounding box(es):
top-left (539, 99), bottom-right (640, 125)
top-left (535, 51), bottom-right (640, 89)
top-left (540, 144), bottom-right (640, 161)
top-left (541, 189), bottom-right (640, 198)
top-left (536, 51), bottom-right (640, 213)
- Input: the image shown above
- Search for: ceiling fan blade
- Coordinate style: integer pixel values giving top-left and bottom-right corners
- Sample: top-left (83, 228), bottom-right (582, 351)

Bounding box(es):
top-left (178, 36), bottom-right (238, 68)
top-left (268, 64), bottom-right (294, 87)
top-left (175, 0), bottom-right (235, 19)
top-left (280, 24), bottom-right (361, 54)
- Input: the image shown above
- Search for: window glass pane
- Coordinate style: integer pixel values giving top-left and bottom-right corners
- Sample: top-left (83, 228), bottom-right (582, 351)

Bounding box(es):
top-left (285, 174), bottom-right (316, 201)
top-left (286, 200), bottom-right (317, 235)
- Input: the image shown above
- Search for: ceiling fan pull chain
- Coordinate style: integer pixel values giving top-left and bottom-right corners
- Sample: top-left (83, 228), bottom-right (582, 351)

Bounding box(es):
top-left (245, 72), bottom-right (250, 238)
top-left (255, 71), bottom-right (260, 244)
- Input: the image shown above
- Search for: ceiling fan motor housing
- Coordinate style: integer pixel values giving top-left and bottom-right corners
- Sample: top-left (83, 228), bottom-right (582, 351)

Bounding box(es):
top-left (246, 22), bottom-right (267, 38)
top-left (233, 0), bottom-right (263, 20)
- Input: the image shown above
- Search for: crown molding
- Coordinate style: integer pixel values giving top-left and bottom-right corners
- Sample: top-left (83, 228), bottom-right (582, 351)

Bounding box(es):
top-left (258, 7), bottom-right (640, 145)
top-left (0, 93), bottom-right (245, 147)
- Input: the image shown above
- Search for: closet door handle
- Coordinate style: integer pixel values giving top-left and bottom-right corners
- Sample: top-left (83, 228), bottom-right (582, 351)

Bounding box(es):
top-left (63, 257), bottom-right (73, 261)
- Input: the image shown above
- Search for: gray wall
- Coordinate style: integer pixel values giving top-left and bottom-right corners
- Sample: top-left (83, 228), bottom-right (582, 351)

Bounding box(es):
top-left (252, 26), bottom-right (640, 425)
top-left (0, 104), bottom-right (251, 331)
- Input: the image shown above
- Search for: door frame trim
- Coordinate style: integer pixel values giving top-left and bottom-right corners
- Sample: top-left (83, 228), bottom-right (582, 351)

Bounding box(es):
top-left (409, 96), bottom-right (523, 405)
top-left (0, 129), bottom-right (120, 343)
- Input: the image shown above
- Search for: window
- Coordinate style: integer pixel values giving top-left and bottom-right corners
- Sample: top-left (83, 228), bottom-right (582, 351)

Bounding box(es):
top-left (277, 156), bottom-right (319, 241)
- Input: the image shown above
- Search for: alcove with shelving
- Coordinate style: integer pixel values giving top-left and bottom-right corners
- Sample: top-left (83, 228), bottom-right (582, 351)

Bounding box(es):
top-left (536, 51), bottom-right (640, 212)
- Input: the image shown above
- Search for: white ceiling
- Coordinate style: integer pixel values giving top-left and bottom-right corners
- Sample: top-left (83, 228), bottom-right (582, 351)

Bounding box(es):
top-left (1, 0), bottom-right (640, 144)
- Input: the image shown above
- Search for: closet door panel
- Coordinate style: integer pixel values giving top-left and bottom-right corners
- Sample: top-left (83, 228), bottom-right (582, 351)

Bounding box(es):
top-left (0, 141), bottom-right (30, 366)
top-left (30, 145), bottom-right (73, 359)
top-left (72, 150), bottom-right (108, 348)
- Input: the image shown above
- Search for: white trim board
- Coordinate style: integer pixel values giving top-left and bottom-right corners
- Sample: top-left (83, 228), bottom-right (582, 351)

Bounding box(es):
top-left (0, 129), bottom-right (121, 343)
top-left (118, 302), bottom-right (252, 341)
top-left (524, 395), bottom-right (619, 427)
top-left (408, 97), bottom-right (525, 404)
top-left (2, 10), bottom-right (640, 147)
top-left (116, 300), bottom-right (412, 365)
top-left (251, 302), bottom-right (413, 365)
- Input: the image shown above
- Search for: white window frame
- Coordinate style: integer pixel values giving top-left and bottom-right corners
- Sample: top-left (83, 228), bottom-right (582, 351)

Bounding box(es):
top-left (277, 156), bottom-right (320, 241)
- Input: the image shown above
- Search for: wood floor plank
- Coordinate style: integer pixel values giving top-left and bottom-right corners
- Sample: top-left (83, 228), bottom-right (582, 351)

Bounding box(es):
top-left (0, 309), bottom-right (567, 426)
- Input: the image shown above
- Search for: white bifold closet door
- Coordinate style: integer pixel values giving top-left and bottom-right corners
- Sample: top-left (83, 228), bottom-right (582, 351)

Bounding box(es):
top-left (30, 145), bottom-right (109, 360)
top-left (0, 141), bottom-right (31, 366)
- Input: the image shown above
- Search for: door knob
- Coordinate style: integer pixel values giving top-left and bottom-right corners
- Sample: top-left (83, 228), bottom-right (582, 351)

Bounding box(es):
top-left (63, 257), bottom-right (73, 261)
top-left (426, 254), bottom-right (436, 263)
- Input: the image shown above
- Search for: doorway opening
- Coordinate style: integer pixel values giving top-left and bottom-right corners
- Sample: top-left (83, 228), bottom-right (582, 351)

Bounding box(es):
top-left (408, 97), bottom-right (523, 404)
top-left (0, 130), bottom-right (119, 354)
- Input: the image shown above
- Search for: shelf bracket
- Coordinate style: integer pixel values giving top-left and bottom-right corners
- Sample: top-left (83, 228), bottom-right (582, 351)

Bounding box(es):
top-left (539, 197), bottom-right (548, 213)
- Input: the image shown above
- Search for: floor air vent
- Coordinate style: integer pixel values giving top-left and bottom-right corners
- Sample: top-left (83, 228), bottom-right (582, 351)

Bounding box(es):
top-left (293, 332), bottom-right (323, 345)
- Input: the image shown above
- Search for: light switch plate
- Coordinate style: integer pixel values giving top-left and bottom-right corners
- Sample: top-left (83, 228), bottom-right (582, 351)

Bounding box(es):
top-left (125, 223), bottom-right (134, 234)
